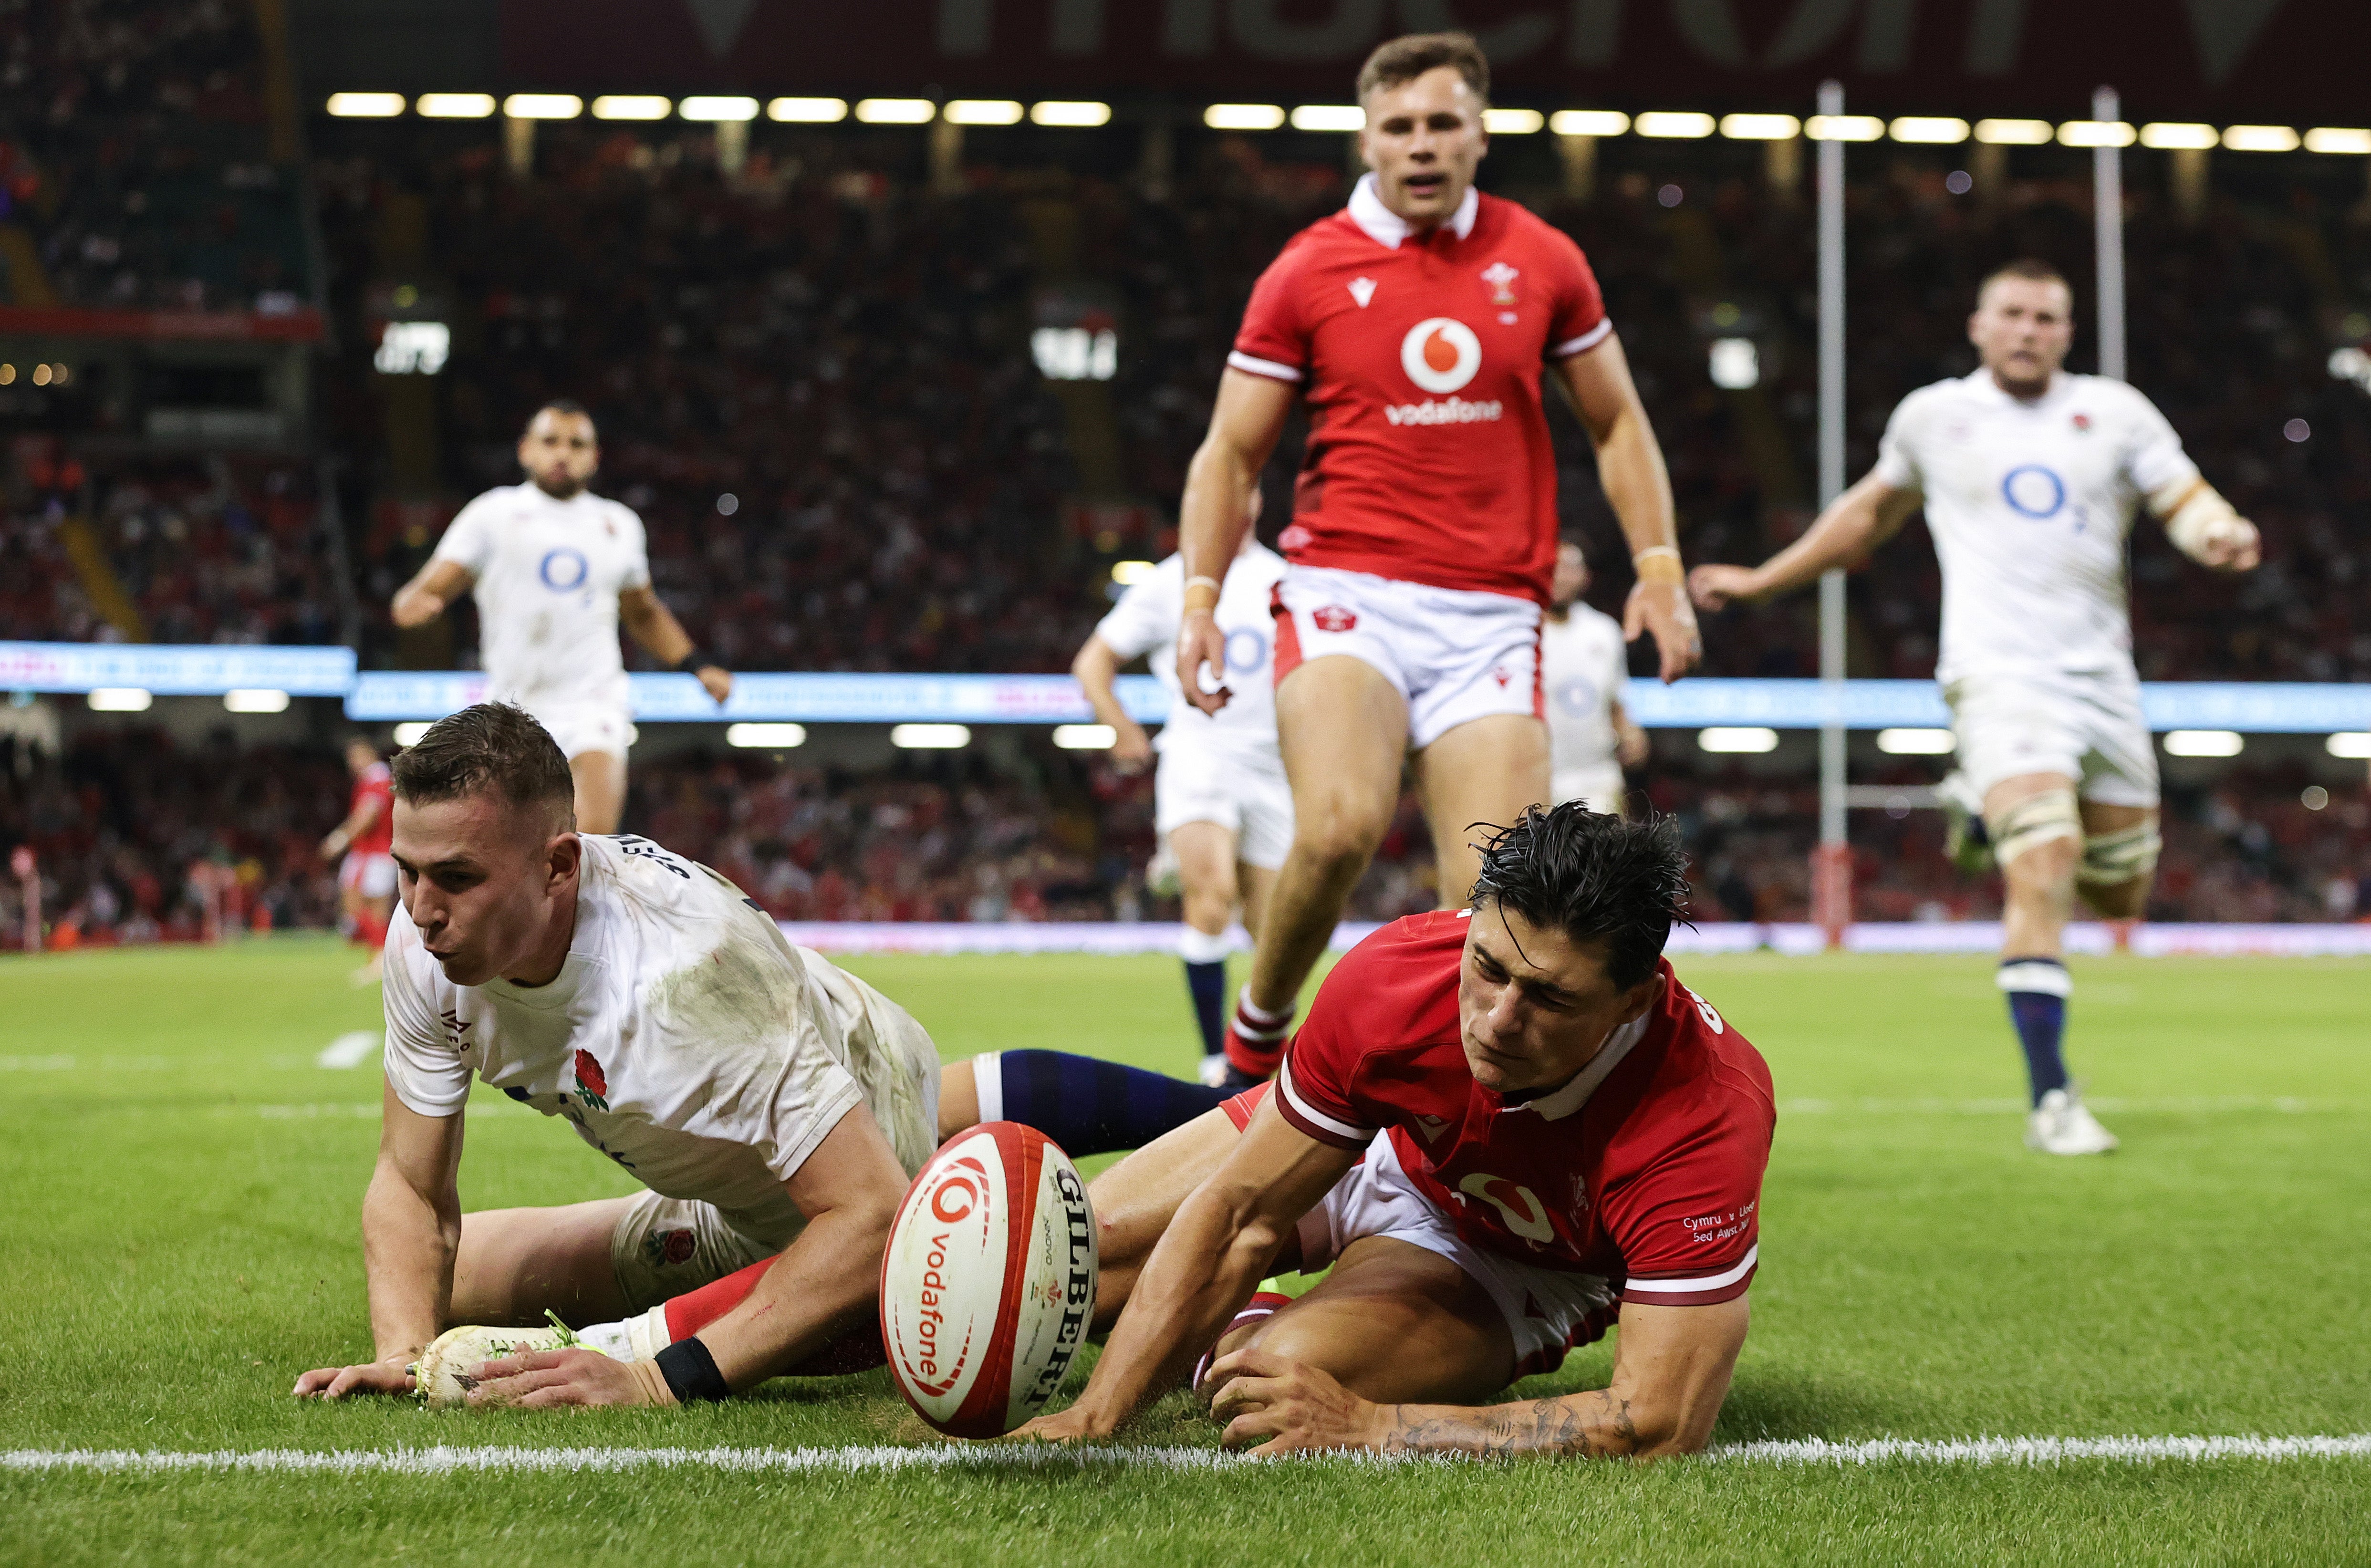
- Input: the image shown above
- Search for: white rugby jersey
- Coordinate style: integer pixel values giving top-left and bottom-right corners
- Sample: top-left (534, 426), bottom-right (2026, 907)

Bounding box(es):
top-left (1540, 602), bottom-right (1629, 782)
top-left (1872, 369), bottom-right (2199, 685)
top-left (382, 835), bottom-right (937, 1244)
top-left (1093, 543), bottom-right (1289, 755)
top-left (430, 481), bottom-right (652, 709)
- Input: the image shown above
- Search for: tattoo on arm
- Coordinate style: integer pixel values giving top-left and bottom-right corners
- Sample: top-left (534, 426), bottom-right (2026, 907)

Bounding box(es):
top-left (1382, 1393), bottom-right (1637, 1459)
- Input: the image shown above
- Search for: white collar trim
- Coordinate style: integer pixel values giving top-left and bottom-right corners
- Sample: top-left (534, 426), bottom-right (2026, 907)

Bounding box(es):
top-left (1507, 1008), bottom-right (1652, 1122)
top-left (1347, 173), bottom-right (1478, 249)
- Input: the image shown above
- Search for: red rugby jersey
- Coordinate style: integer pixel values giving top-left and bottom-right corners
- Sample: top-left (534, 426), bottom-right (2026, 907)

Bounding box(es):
top-left (1228, 176), bottom-right (1610, 604)
top-left (1273, 910), bottom-right (1773, 1321)
top-left (349, 761), bottom-right (394, 856)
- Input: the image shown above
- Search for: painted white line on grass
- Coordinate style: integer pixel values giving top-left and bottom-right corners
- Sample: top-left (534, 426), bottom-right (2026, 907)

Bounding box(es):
top-left (315, 1032), bottom-right (382, 1069)
top-left (1777, 1095), bottom-right (2352, 1117)
top-left (7, 1435), bottom-right (2369, 1477)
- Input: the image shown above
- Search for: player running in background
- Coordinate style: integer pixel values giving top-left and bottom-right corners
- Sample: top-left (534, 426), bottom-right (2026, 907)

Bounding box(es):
top-left (1689, 260), bottom-right (2260, 1156)
top-left (1541, 539), bottom-right (1649, 816)
top-left (295, 705), bottom-right (1225, 1409)
top-left (1021, 805), bottom-right (1771, 1457)
top-left (319, 736), bottom-right (397, 984)
top-left (389, 401), bottom-right (733, 834)
top-left (1176, 32), bottom-right (1699, 1085)
top-left (1073, 492), bottom-right (1291, 1080)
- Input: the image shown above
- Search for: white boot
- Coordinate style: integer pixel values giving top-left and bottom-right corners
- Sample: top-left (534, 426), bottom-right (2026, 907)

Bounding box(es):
top-left (2026, 1087), bottom-right (2119, 1155)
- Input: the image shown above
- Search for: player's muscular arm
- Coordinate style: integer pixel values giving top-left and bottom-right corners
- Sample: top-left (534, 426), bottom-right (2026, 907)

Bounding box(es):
top-left (620, 585), bottom-right (732, 703)
top-left (1071, 635), bottom-right (1153, 773)
top-left (390, 558), bottom-right (473, 630)
top-left (1553, 338), bottom-right (1698, 683)
top-left (1175, 371), bottom-right (1293, 716)
top-left (1689, 473), bottom-right (1921, 610)
top-left (293, 1085), bottom-right (465, 1398)
top-left (1018, 1099), bottom-right (1359, 1440)
top-left (1215, 1297), bottom-right (1749, 1459)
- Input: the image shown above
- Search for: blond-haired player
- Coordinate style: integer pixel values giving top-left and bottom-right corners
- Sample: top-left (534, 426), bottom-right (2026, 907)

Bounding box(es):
top-left (1691, 259), bottom-right (2260, 1155)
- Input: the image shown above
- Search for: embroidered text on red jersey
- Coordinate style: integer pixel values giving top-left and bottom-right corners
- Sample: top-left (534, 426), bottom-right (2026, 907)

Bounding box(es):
top-left (1229, 177), bottom-right (1611, 604)
top-left (1271, 910), bottom-right (1773, 1320)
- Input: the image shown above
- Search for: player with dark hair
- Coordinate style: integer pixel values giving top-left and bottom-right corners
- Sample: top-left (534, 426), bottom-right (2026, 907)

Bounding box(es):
top-left (1690, 259), bottom-right (2260, 1155)
top-left (390, 400), bottom-right (733, 834)
top-left (1176, 30), bottom-right (1697, 1087)
top-left (319, 735), bottom-right (397, 984)
top-left (1022, 801), bottom-right (1773, 1458)
top-left (295, 705), bottom-right (1227, 1409)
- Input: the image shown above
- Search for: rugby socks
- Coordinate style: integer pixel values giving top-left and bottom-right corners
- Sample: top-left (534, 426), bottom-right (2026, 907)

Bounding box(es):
top-left (1192, 1289), bottom-right (1293, 1390)
top-left (977, 1049), bottom-right (1231, 1156)
top-left (579, 1257), bottom-right (888, 1378)
top-left (1998, 957), bottom-right (2073, 1106)
top-left (1178, 925), bottom-right (1233, 1059)
top-left (1222, 988), bottom-right (1294, 1080)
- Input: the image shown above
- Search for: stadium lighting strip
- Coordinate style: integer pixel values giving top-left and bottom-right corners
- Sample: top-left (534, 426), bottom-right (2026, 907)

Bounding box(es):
top-left (726, 723), bottom-right (807, 749)
top-left (313, 94), bottom-right (2371, 156)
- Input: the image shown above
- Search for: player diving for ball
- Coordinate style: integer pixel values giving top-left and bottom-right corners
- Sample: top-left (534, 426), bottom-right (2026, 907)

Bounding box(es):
top-left (1023, 803), bottom-right (1773, 1458)
top-left (390, 400), bottom-right (734, 834)
top-left (1178, 31), bottom-right (1699, 1088)
top-left (295, 704), bottom-right (1227, 1410)
top-left (1689, 259), bottom-right (2260, 1156)
top-left (1072, 486), bottom-right (1291, 1082)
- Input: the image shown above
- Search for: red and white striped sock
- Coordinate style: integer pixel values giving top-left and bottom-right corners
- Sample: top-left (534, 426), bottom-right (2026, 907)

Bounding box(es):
top-left (1222, 989), bottom-right (1295, 1076)
top-left (1193, 1288), bottom-right (1292, 1390)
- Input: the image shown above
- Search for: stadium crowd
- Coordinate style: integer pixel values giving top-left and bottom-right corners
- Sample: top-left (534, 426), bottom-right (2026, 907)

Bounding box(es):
top-left (4, 727), bottom-right (2363, 950)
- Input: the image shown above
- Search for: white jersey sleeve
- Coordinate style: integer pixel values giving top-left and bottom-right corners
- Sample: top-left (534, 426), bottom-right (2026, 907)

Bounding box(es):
top-left (380, 908), bottom-right (471, 1119)
top-left (429, 493), bottom-right (500, 579)
top-left (1092, 565), bottom-right (1181, 664)
top-left (2118, 386), bottom-right (2200, 497)
top-left (612, 502), bottom-right (653, 593)
top-left (1872, 392), bottom-right (1929, 494)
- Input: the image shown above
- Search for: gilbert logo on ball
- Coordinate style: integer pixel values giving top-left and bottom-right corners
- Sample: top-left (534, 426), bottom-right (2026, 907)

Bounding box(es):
top-left (880, 1121), bottom-right (1097, 1438)
top-left (1399, 317), bottom-right (1481, 394)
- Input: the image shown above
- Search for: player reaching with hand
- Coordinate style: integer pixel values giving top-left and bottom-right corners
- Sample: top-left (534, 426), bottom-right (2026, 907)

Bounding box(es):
top-left (1178, 32), bottom-right (1698, 1087)
top-left (1072, 488), bottom-right (1291, 1079)
top-left (1689, 260), bottom-right (2260, 1155)
top-left (1019, 803), bottom-right (1771, 1458)
top-left (294, 705), bottom-right (1229, 1410)
top-left (390, 400), bottom-right (732, 834)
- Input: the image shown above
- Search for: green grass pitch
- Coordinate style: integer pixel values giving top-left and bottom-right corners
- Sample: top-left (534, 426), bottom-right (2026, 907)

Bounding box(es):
top-left (2, 937), bottom-right (2367, 1564)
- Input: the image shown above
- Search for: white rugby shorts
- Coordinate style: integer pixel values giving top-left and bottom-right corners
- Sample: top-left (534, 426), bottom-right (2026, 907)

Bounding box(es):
top-left (1273, 566), bottom-right (1543, 752)
top-left (1155, 741), bottom-right (1295, 871)
top-left (1945, 670), bottom-right (2158, 808)
top-left (525, 698), bottom-right (634, 763)
top-left (608, 1192), bottom-right (791, 1313)
top-left (338, 851), bottom-right (397, 899)
top-left (1552, 764), bottom-right (1629, 819)
top-left (1296, 1131), bottom-right (1617, 1379)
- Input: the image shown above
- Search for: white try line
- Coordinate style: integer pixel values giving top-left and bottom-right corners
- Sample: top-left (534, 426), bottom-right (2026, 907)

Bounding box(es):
top-left (6, 1434), bottom-right (2369, 1477)
top-left (315, 1031), bottom-right (382, 1070)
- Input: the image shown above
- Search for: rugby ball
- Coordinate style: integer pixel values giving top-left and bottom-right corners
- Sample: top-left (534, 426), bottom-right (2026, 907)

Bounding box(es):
top-left (880, 1121), bottom-right (1098, 1438)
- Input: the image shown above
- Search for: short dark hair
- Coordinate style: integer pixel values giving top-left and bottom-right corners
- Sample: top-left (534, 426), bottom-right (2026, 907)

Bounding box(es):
top-left (1356, 31), bottom-right (1490, 105)
top-left (1466, 803), bottom-right (1690, 988)
top-left (526, 398), bottom-right (594, 434)
top-left (390, 703), bottom-right (575, 829)
top-left (1979, 258), bottom-right (2070, 301)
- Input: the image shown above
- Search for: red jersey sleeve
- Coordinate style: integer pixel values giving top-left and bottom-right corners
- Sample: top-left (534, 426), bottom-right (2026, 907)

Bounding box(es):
top-left (1542, 228), bottom-right (1611, 361)
top-left (1227, 239), bottom-right (1312, 385)
top-left (1597, 1107), bottom-right (1768, 1307)
top-left (1273, 1015), bottom-right (1378, 1152)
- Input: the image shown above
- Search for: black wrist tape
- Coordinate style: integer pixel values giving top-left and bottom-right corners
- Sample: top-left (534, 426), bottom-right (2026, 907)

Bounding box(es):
top-left (655, 1337), bottom-right (731, 1403)
top-left (676, 644), bottom-right (718, 673)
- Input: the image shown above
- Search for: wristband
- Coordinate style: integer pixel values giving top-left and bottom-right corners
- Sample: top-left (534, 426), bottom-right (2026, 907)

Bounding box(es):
top-left (1631, 545), bottom-right (1685, 584)
top-left (676, 644), bottom-right (719, 674)
top-left (655, 1337), bottom-right (732, 1403)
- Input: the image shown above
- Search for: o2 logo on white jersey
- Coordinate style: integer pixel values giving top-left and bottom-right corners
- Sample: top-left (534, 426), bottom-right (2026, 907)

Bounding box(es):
top-left (2000, 465), bottom-right (2067, 519)
top-left (1399, 318), bottom-right (1482, 394)
top-left (1554, 677), bottom-right (1599, 717)
top-left (1224, 627), bottom-right (1269, 675)
top-left (539, 547), bottom-right (591, 591)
